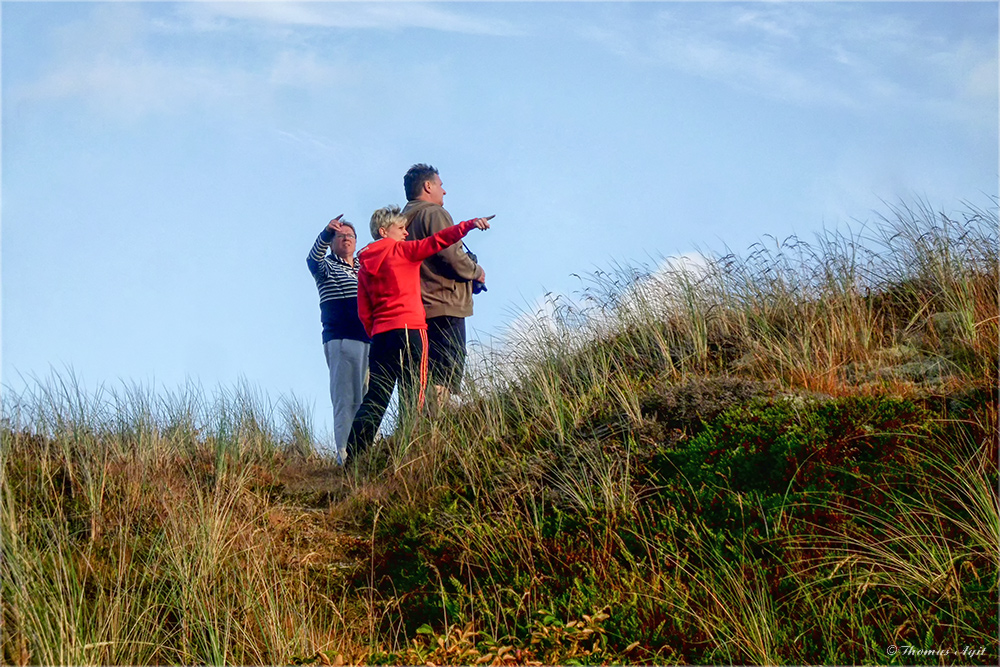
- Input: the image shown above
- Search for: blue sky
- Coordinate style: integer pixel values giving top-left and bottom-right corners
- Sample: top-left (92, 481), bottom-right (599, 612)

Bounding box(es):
top-left (3, 1), bottom-right (997, 441)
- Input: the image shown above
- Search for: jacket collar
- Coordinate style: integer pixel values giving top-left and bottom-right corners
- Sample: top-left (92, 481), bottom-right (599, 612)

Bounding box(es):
top-left (331, 254), bottom-right (359, 269)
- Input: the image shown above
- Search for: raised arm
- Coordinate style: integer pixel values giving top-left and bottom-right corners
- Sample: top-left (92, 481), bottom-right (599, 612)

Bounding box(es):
top-left (399, 218), bottom-right (490, 263)
top-left (306, 215), bottom-right (345, 276)
top-left (419, 207), bottom-right (484, 282)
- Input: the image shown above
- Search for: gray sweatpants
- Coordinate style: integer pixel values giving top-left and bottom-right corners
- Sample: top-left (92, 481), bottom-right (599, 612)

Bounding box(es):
top-left (323, 338), bottom-right (370, 462)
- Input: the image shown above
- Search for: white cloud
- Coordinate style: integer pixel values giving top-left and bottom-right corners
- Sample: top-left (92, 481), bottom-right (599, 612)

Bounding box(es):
top-left (573, 4), bottom-right (862, 108)
top-left (14, 58), bottom-right (254, 119)
top-left (943, 39), bottom-right (999, 109)
top-left (577, 2), bottom-right (997, 119)
top-left (964, 56), bottom-right (999, 100)
top-left (732, 7), bottom-right (796, 41)
top-left (267, 50), bottom-right (345, 88)
top-left (185, 1), bottom-right (523, 36)
top-left (652, 34), bottom-right (859, 108)
top-left (10, 14), bottom-right (354, 119)
top-left (273, 128), bottom-right (339, 154)
top-left (10, 2), bottom-right (518, 119)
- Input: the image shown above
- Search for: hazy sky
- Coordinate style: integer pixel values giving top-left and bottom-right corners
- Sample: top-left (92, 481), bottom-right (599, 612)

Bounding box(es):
top-left (3, 1), bottom-right (997, 440)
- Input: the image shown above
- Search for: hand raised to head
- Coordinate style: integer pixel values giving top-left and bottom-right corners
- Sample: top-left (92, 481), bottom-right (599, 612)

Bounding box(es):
top-left (326, 214), bottom-right (345, 234)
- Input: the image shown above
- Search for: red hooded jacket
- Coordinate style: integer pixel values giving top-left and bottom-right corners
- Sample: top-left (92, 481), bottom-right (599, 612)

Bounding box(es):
top-left (357, 218), bottom-right (478, 338)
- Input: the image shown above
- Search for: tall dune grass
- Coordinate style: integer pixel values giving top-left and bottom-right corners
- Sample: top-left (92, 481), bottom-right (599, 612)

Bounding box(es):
top-left (2, 197), bottom-right (996, 664)
top-left (336, 197), bottom-right (997, 663)
top-left (1, 375), bottom-right (359, 665)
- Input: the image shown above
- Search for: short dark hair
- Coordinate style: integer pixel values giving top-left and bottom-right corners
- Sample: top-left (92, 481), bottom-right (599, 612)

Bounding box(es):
top-left (404, 163), bottom-right (439, 201)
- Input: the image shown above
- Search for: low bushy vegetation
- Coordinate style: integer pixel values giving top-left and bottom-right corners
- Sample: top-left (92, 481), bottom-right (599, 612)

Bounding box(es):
top-left (3, 198), bottom-right (997, 665)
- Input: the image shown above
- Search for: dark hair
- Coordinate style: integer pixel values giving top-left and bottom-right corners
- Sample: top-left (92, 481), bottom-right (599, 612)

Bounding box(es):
top-left (403, 163), bottom-right (439, 201)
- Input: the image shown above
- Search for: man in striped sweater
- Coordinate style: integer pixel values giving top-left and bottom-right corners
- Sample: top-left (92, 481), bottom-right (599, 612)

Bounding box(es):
top-left (307, 215), bottom-right (371, 462)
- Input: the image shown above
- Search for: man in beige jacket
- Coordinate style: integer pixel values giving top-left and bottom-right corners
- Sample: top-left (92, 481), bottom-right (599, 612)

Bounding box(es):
top-left (401, 163), bottom-right (488, 405)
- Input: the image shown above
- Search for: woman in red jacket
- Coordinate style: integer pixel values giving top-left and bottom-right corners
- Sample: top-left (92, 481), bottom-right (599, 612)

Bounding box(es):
top-left (337, 205), bottom-right (492, 464)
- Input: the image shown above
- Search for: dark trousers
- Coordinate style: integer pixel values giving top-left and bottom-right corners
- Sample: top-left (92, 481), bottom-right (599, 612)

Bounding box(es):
top-left (426, 315), bottom-right (466, 393)
top-left (345, 328), bottom-right (428, 462)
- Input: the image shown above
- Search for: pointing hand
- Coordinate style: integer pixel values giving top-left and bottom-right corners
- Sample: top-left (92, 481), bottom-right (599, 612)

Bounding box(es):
top-left (327, 214), bottom-right (345, 234)
top-left (472, 214), bottom-right (495, 230)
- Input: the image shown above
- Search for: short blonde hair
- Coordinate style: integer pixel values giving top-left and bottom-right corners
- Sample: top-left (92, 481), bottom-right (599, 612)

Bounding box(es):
top-left (369, 204), bottom-right (405, 240)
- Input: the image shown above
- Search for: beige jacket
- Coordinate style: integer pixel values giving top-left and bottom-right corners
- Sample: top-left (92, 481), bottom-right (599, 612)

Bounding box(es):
top-left (401, 199), bottom-right (484, 319)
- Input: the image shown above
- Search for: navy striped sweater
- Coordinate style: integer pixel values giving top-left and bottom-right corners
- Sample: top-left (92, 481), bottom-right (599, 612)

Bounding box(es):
top-left (306, 228), bottom-right (371, 344)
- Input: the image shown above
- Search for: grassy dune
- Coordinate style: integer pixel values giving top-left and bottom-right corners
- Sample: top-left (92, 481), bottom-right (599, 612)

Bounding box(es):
top-left (3, 198), bottom-right (997, 665)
